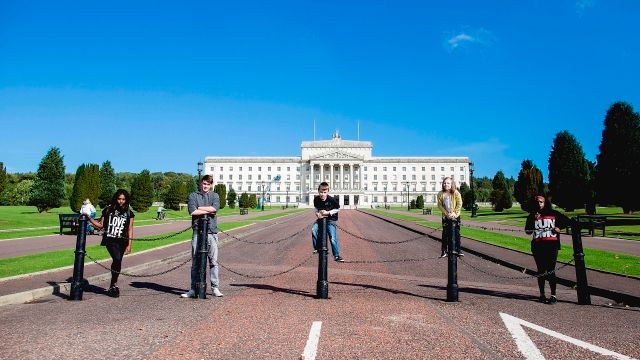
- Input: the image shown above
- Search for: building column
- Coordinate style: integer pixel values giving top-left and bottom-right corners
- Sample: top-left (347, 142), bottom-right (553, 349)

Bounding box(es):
top-left (309, 162), bottom-right (314, 191)
top-left (340, 164), bottom-right (344, 190)
top-left (349, 164), bottom-right (354, 190)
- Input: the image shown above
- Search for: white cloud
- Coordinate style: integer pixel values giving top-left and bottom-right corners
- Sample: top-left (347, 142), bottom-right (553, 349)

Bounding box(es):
top-left (444, 27), bottom-right (496, 52)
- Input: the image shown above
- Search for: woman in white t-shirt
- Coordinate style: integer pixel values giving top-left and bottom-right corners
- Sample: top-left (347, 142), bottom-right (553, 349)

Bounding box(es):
top-left (436, 177), bottom-right (463, 258)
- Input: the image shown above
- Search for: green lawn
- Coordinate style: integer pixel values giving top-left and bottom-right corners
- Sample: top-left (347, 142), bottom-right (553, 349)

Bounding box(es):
top-left (380, 205), bottom-right (640, 241)
top-left (366, 209), bottom-right (640, 277)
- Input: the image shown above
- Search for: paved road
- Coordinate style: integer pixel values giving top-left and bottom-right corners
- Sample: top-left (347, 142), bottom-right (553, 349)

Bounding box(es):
top-left (1, 210), bottom-right (638, 359)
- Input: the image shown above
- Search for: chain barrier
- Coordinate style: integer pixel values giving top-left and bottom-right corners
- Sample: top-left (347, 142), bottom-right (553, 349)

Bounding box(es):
top-left (458, 256), bottom-right (576, 280)
top-left (342, 256), bottom-right (442, 264)
top-left (127, 225), bottom-right (194, 242)
top-left (84, 251), bottom-right (192, 278)
top-left (218, 253), bottom-right (315, 279)
top-left (337, 224), bottom-right (427, 245)
top-left (218, 222), bottom-right (313, 245)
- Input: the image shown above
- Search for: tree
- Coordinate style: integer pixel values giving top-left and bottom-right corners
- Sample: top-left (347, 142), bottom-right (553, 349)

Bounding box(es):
top-left (248, 193), bottom-right (257, 209)
top-left (490, 171), bottom-right (512, 212)
top-left (214, 184), bottom-right (227, 210)
top-left (596, 101), bottom-right (640, 213)
top-left (227, 188), bottom-right (237, 209)
top-left (0, 162), bottom-right (6, 195)
top-left (513, 160), bottom-right (544, 212)
top-left (416, 195), bottom-right (425, 209)
top-left (29, 147), bottom-right (66, 212)
top-left (1, 179), bottom-right (33, 205)
top-left (99, 161), bottom-right (117, 209)
top-left (164, 178), bottom-right (187, 210)
top-left (548, 130), bottom-right (590, 211)
top-left (130, 169), bottom-right (153, 212)
top-left (69, 163), bottom-right (100, 212)
top-left (460, 182), bottom-right (474, 211)
top-left (239, 192), bottom-right (250, 208)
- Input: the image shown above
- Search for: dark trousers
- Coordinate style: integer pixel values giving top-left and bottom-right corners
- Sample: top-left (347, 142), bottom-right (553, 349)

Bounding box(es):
top-left (531, 241), bottom-right (559, 296)
top-left (441, 217), bottom-right (461, 254)
top-left (105, 240), bottom-right (127, 286)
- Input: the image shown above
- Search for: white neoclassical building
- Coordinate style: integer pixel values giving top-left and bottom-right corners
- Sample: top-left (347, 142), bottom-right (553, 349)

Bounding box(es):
top-left (204, 131), bottom-right (470, 208)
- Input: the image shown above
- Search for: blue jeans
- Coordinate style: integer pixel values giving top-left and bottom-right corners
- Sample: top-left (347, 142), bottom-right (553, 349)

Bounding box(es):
top-left (190, 232), bottom-right (219, 290)
top-left (312, 220), bottom-right (340, 257)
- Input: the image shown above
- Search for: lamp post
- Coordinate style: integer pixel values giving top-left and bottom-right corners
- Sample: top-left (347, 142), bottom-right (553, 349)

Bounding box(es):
top-left (197, 161), bottom-right (203, 181)
top-left (402, 181), bottom-right (411, 211)
top-left (384, 185), bottom-right (387, 209)
top-left (469, 162), bottom-right (477, 217)
top-left (286, 186), bottom-right (290, 208)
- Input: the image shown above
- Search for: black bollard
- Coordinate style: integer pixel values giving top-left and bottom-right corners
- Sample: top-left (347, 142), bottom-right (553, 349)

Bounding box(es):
top-left (70, 215), bottom-right (88, 300)
top-left (446, 219), bottom-right (459, 302)
top-left (196, 215), bottom-right (209, 299)
top-left (316, 218), bottom-right (329, 299)
top-left (571, 216), bottom-right (591, 305)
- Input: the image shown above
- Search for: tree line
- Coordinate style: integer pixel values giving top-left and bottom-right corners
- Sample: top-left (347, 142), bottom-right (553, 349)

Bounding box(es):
top-left (1, 102), bottom-right (637, 214)
top-left (461, 101), bottom-right (640, 214)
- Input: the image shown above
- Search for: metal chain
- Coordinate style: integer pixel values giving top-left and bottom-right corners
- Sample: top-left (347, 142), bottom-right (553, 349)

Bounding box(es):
top-left (84, 251), bottom-right (192, 277)
top-left (458, 256), bottom-right (576, 280)
top-left (337, 224), bottom-right (427, 245)
top-left (218, 222), bottom-right (313, 245)
top-left (217, 253), bottom-right (315, 279)
top-left (132, 225), bottom-right (193, 242)
top-left (342, 256), bottom-right (442, 264)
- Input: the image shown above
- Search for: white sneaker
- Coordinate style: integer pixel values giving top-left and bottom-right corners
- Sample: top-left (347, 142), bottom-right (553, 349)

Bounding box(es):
top-left (180, 290), bottom-right (196, 298)
top-left (212, 288), bottom-right (224, 297)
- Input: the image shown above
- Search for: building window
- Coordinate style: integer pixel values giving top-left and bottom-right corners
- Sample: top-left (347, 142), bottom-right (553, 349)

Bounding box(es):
top-left (451, 167), bottom-right (454, 171)
top-left (219, 174), bottom-right (223, 180)
top-left (431, 175), bottom-right (435, 180)
top-left (229, 166), bottom-right (233, 171)
top-left (364, 166), bottom-right (367, 171)
top-left (422, 175), bottom-right (426, 180)
top-left (277, 167), bottom-right (281, 171)
top-left (383, 175), bottom-right (387, 180)
top-left (393, 196), bottom-right (397, 202)
top-left (412, 175), bottom-right (416, 180)
top-left (461, 175), bottom-right (465, 181)
top-left (248, 174), bottom-right (252, 180)
top-left (374, 167), bottom-right (377, 171)
top-left (441, 166), bottom-right (444, 171)
top-left (220, 167), bottom-right (223, 171)
top-left (431, 166), bottom-right (435, 171)
top-left (460, 166), bottom-right (464, 171)
top-left (258, 175), bottom-right (262, 180)
top-left (258, 167), bottom-right (261, 171)
top-left (393, 167), bottom-right (396, 171)
top-left (413, 167), bottom-right (416, 171)
top-left (373, 175), bottom-right (377, 180)
top-left (229, 174), bottom-right (233, 180)
top-left (249, 166), bottom-right (252, 171)
top-left (239, 175), bottom-right (242, 180)
top-left (402, 166), bottom-right (406, 171)
top-left (210, 166), bottom-right (214, 171)
top-left (268, 175), bottom-right (272, 180)
top-left (373, 196), bottom-right (378, 202)
top-left (268, 167), bottom-right (271, 171)
top-left (239, 167), bottom-right (242, 171)
top-left (402, 175), bottom-right (407, 180)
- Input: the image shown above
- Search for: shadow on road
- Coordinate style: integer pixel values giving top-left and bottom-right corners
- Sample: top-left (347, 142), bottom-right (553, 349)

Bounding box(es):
top-left (332, 281), bottom-right (442, 301)
top-left (230, 283), bottom-right (315, 298)
top-left (129, 281), bottom-right (185, 296)
top-left (419, 283), bottom-right (538, 302)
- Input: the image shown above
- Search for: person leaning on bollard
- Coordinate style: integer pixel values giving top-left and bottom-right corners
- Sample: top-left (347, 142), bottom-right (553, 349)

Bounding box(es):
top-left (524, 194), bottom-right (570, 305)
top-left (181, 175), bottom-right (224, 298)
top-left (84, 189), bottom-right (135, 298)
top-left (437, 177), bottom-right (463, 258)
top-left (311, 181), bottom-right (344, 262)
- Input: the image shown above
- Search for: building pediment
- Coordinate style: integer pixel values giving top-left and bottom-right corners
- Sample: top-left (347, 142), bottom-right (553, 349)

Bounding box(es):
top-left (311, 151), bottom-right (363, 161)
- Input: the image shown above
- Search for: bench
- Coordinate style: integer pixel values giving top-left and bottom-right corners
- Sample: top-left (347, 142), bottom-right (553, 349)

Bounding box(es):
top-left (239, 208), bottom-right (249, 215)
top-left (422, 208), bottom-right (432, 215)
top-left (59, 214), bottom-right (80, 235)
top-left (565, 215), bottom-right (606, 237)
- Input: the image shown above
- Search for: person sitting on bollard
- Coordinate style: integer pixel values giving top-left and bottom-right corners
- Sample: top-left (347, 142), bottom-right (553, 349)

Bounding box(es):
top-left (437, 177), bottom-right (463, 258)
top-left (524, 194), bottom-right (570, 304)
top-left (80, 198), bottom-right (97, 235)
top-left (181, 175), bottom-right (224, 298)
top-left (84, 189), bottom-right (135, 298)
top-left (311, 182), bottom-right (344, 262)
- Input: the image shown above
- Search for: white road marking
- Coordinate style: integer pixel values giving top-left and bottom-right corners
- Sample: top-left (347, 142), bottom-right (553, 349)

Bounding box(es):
top-left (500, 312), bottom-right (634, 360)
top-left (301, 321), bottom-right (322, 360)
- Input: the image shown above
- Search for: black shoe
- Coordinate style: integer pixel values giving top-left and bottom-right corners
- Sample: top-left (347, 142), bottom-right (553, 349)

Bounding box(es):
top-left (539, 295), bottom-right (547, 304)
top-left (334, 256), bottom-right (345, 262)
top-left (312, 250), bottom-right (318, 254)
top-left (548, 295), bottom-right (557, 304)
top-left (439, 253), bottom-right (447, 258)
top-left (106, 286), bottom-right (120, 298)
top-left (457, 252), bottom-right (464, 257)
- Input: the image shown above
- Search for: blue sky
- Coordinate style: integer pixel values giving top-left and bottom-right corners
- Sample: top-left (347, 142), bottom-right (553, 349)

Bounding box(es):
top-left (1, 0), bottom-right (638, 179)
